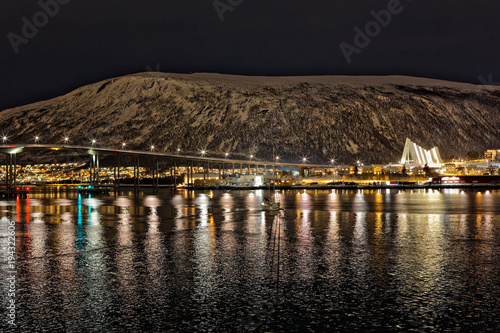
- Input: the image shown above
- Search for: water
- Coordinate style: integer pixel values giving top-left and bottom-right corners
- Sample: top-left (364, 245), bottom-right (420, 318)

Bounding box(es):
top-left (1, 188), bottom-right (500, 332)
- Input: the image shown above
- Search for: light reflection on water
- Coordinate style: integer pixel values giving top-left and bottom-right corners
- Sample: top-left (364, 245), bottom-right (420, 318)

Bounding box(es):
top-left (0, 188), bottom-right (500, 331)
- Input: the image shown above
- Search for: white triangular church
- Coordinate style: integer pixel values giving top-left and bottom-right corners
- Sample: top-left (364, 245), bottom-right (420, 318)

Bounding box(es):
top-left (400, 138), bottom-right (443, 165)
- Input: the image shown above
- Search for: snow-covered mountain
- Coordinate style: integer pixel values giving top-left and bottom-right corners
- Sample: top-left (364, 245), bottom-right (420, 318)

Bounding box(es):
top-left (2, 72), bottom-right (500, 164)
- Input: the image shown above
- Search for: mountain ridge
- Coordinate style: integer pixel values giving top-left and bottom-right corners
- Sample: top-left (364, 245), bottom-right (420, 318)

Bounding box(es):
top-left (1, 72), bottom-right (500, 164)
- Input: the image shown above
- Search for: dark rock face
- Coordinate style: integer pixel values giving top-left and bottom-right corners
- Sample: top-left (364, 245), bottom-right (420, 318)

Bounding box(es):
top-left (1, 73), bottom-right (499, 164)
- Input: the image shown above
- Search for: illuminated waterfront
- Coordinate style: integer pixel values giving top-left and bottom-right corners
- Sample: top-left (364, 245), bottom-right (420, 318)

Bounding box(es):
top-left (1, 188), bottom-right (500, 331)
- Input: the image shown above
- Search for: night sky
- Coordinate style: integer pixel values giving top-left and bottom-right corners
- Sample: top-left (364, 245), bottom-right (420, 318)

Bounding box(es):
top-left (1, 0), bottom-right (499, 111)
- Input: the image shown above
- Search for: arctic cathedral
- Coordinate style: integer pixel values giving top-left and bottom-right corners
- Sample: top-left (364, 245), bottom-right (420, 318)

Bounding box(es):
top-left (400, 138), bottom-right (443, 165)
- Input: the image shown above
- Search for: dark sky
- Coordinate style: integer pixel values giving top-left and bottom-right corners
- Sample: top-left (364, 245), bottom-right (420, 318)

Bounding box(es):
top-left (1, 0), bottom-right (499, 110)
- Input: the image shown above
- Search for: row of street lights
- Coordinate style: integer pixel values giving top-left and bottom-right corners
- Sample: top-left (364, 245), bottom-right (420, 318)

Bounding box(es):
top-left (1, 135), bottom-right (337, 164)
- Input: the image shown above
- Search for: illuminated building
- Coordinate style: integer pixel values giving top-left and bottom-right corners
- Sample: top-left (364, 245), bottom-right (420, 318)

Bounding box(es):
top-left (400, 138), bottom-right (443, 165)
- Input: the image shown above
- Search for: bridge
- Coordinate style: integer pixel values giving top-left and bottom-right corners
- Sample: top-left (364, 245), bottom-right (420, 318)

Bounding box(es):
top-left (0, 144), bottom-right (333, 190)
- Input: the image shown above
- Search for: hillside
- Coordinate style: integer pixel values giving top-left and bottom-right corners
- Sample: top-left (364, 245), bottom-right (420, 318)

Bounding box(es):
top-left (1, 72), bottom-right (500, 164)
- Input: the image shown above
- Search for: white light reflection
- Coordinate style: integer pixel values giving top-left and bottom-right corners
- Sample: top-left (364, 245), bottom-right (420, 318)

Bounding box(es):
top-left (83, 197), bottom-right (103, 225)
top-left (246, 191), bottom-right (258, 211)
top-left (143, 195), bottom-right (162, 228)
top-left (195, 193), bottom-right (211, 227)
top-left (220, 192), bottom-right (234, 231)
top-left (172, 194), bottom-right (186, 221)
top-left (113, 196), bottom-right (132, 224)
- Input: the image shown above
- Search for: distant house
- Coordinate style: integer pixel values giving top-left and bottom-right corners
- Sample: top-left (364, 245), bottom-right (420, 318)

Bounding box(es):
top-left (336, 165), bottom-right (351, 175)
top-left (445, 163), bottom-right (457, 174)
top-left (384, 166), bottom-right (401, 174)
top-left (361, 165), bottom-right (375, 175)
top-left (412, 166), bottom-right (425, 176)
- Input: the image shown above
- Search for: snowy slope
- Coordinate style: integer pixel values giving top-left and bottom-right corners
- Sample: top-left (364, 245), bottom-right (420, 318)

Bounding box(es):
top-left (1, 72), bottom-right (500, 164)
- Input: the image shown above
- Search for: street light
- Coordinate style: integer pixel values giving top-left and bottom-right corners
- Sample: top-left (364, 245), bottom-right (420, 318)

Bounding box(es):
top-left (122, 142), bottom-right (126, 149)
top-left (250, 154), bottom-right (254, 159)
top-left (150, 145), bottom-right (155, 152)
top-left (302, 157), bottom-right (308, 163)
top-left (225, 152), bottom-right (229, 158)
top-left (2, 136), bottom-right (8, 144)
top-left (201, 150), bottom-right (206, 157)
top-left (34, 136), bottom-right (40, 144)
top-left (91, 139), bottom-right (97, 146)
top-left (64, 137), bottom-right (69, 144)
top-left (177, 148), bottom-right (181, 155)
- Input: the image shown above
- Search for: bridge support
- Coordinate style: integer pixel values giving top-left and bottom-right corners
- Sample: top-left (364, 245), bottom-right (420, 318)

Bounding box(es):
top-left (173, 161), bottom-right (177, 189)
top-left (133, 158), bottom-right (140, 192)
top-left (154, 159), bottom-right (159, 191)
top-left (190, 162), bottom-right (194, 187)
top-left (4, 153), bottom-right (16, 189)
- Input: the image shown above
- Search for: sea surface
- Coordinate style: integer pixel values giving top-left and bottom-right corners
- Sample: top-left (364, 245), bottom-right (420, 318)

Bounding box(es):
top-left (1, 188), bottom-right (500, 332)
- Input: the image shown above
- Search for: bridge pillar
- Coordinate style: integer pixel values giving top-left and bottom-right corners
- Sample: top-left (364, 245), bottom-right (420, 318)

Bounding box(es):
top-left (96, 154), bottom-right (100, 185)
top-left (116, 156), bottom-right (121, 189)
top-left (137, 158), bottom-right (141, 191)
top-left (89, 155), bottom-right (93, 186)
top-left (12, 154), bottom-right (16, 189)
top-left (173, 161), bottom-right (177, 189)
top-left (155, 159), bottom-right (159, 190)
top-left (190, 162), bottom-right (194, 187)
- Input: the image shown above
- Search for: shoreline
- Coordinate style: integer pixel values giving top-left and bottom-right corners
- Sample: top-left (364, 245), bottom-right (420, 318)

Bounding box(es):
top-left (11, 183), bottom-right (500, 193)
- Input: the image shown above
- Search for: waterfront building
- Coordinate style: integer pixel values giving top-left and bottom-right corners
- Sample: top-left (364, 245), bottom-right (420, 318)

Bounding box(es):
top-left (484, 149), bottom-right (500, 160)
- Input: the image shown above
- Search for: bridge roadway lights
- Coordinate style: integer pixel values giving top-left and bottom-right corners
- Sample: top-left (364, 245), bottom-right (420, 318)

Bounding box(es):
top-left (1, 144), bottom-right (333, 188)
